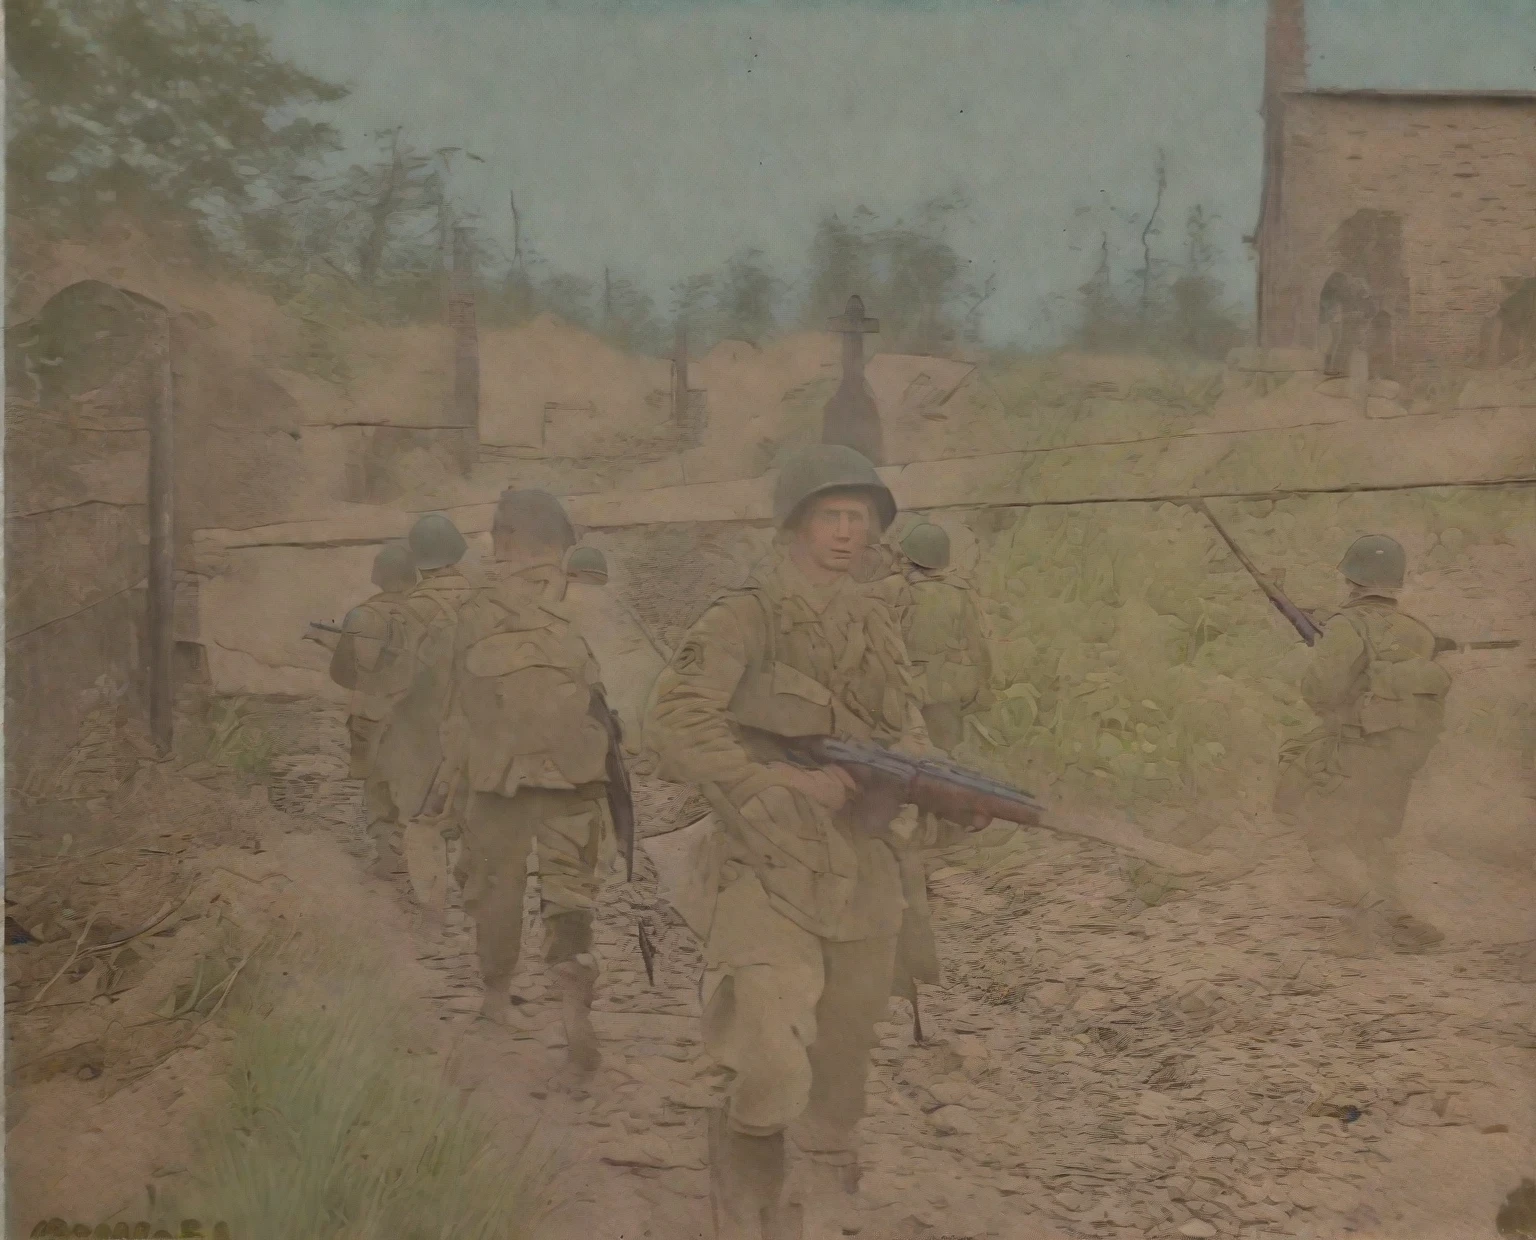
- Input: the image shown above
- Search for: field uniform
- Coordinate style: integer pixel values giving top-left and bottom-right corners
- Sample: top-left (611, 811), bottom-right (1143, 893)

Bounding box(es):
top-left (647, 445), bottom-right (933, 1239)
top-left (1274, 536), bottom-right (1451, 954)
top-left (327, 544), bottom-right (420, 876)
top-left (888, 523), bottom-right (997, 1014)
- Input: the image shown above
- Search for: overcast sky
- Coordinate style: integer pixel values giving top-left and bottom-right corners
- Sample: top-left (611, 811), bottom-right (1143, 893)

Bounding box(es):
top-left (225, 0), bottom-right (1536, 347)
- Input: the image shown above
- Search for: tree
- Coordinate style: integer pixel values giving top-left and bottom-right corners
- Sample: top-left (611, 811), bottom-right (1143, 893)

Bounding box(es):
top-left (716, 248), bottom-right (781, 344)
top-left (6, 0), bottom-right (346, 244)
top-left (597, 268), bottom-right (665, 354)
top-left (669, 272), bottom-right (719, 349)
top-left (351, 130), bottom-right (444, 285)
top-left (1074, 231), bottom-right (1126, 351)
top-left (1132, 150), bottom-right (1169, 325)
top-left (1169, 204), bottom-right (1244, 359)
top-left (869, 191), bottom-right (972, 354)
top-left (802, 208), bottom-right (877, 329)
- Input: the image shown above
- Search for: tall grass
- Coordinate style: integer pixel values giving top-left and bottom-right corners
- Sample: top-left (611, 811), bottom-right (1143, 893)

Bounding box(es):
top-left (960, 488), bottom-right (1535, 807)
top-left (176, 931), bottom-right (563, 1240)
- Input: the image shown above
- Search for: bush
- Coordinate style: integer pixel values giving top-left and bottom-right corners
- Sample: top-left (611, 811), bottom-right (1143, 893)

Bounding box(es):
top-left (176, 931), bottom-right (563, 1240)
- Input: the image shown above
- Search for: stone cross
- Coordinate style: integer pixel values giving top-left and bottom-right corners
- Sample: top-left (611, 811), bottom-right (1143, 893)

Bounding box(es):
top-left (821, 295), bottom-right (884, 464)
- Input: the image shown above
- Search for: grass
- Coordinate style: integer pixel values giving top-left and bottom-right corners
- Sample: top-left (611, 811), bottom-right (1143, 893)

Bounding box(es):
top-left (205, 698), bottom-right (278, 778)
top-left (956, 487), bottom-right (1535, 809)
top-left (173, 930), bottom-right (564, 1240)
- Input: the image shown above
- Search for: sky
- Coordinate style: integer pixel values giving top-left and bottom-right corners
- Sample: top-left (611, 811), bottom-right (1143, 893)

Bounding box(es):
top-left (224, 0), bottom-right (1536, 347)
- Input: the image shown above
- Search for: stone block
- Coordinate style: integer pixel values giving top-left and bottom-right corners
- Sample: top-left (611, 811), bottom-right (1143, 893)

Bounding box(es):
top-left (1226, 347), bottom-right (1323, 374)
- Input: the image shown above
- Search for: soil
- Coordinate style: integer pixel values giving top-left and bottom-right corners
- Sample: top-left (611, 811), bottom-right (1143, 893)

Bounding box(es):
top-left (6, 694), bottom-right (1532, 1240)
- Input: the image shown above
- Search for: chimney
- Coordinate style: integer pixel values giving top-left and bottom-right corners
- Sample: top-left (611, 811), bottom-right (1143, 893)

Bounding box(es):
top-left (1255, 0), bottom-right (1307, 348)
top-left (1265, 0), bottom-right (1307, 99)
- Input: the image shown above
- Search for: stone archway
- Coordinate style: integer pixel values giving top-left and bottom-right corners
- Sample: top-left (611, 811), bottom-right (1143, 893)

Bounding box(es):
top-left (1318, 271), bottom-right (1375, 376)
top-left (6, 279), bottom-right (178, 794)
top-left (1320, 209), bottom-right (1409, 380)
top-left (1489, 277), bottom-right (1536, 367)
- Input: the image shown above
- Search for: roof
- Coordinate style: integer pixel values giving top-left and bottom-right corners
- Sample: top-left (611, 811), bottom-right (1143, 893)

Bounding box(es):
top-left (1287, 87), bottom-right (1536, 103)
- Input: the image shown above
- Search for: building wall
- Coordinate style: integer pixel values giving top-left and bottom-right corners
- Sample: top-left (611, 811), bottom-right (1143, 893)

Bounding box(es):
top-left (1269, 95), bottom-right (1536, 379)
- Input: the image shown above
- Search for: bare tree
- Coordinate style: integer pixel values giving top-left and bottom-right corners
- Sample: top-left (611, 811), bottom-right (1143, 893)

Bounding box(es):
top-left (509, 187), bottom-right (525, 274)
top-left (1138, 149), bottom-right (1168, 321)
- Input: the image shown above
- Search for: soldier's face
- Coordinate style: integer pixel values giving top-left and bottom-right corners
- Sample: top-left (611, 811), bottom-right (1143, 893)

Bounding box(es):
top-left (794, 496), bottom-right (874, 578)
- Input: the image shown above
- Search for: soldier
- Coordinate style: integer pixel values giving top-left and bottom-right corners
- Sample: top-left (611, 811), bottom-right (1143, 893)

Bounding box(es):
top-left (372, 515), bottom-right (475, 898)
top-left (886, 521), bottom-right (997, 1028)
top-left (565, 544), bottom-right (609, 587)
top-left (324, 543), bottom-right (420, 878)
top-left (895, 522), bottom-right (995, 754)
top-left (562, 545), bottom-right (670, 751)
top-left (446, 490), bottom-right (617, 1075)
top-left (1274, 535), bottom-right (1452, 956)
top-left (647, 444), bottom-right (973, 1240)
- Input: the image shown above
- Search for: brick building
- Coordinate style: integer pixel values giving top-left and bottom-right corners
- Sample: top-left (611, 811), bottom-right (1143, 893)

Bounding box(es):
top-left (1254, 0), bottom-right (1536, 383)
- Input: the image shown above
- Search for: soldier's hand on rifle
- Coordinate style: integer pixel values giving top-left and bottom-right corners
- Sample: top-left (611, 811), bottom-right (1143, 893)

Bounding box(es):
top-left (774, 763), bottom-right (858, 811)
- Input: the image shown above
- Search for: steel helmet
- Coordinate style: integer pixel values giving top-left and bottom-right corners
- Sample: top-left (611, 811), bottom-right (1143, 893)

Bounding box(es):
top-left (407, 514), bottom-right (468, 570)
top-left (565, 545), bottom-right (609, 584)
top-left (493, 488), bottom-right (576, 552)
top-left (1339, 534), bottom-right (1406, 589)
top-left (772, 444), bottom-right (896, 531)
top-left (370, 541), bottom-right (418, 593)
top-left (901, 521), bottom-right (950, 570)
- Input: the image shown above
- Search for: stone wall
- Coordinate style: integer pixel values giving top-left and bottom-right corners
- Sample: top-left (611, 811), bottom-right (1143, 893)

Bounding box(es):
top-left (1271, 93), bottom-right (1536, 380)
top-left (4, 400), bottom-right (151, 794)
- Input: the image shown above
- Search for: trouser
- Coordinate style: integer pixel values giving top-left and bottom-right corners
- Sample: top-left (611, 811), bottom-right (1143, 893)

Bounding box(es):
top-left (892, 703), bottom-right (969, 1004)
top-left (457, 786), bottom-right (609, 990)
top-left (1276, 733), bottom-right (1426, 918)
top-left (702, 870), bottom-right (897, 1154)
top-left (364, 774), bottom-right (402, 868)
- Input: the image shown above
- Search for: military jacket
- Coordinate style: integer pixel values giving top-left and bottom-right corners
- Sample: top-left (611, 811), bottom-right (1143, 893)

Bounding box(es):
top-left (373, 568), bottom-right (475, 817)
top-left (330, 590), bottom-right (419, 715)
top-left (450, 576), bottom-right (611, 797)
top-left (330, 589), bottom-right (420, 779)
top-left (647, 547), bottom-right (930, 940)
top-left (1280, 594), bottom-right (1451, 792)
top-left (903, 568), bottom-right (995, 714)
top-left (1300, 596), bottom-right (1450, 739)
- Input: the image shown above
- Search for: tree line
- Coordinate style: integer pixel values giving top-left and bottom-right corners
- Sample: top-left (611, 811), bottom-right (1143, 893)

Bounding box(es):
top-left (7, 0), bottom-right (1247, 361)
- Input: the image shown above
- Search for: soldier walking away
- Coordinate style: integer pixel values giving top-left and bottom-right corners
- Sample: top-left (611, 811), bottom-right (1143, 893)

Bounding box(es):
top-left (647, 444), bottom-right (978, 1240)
top-left (896, 522), bottom-right (995, 754)
top-left (1273, 535), bottom-right (1452, 956)
top-left (887, 521), bottom-right (997, 1032)
top-left (373, 515), bottom-right (475, 899)
top-left (322, 543), bottom-right (421, 878)
top-left (445, 489), bottom-right (619, 1076)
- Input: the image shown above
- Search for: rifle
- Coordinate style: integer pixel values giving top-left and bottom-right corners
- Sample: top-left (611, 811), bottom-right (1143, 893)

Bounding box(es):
top-left (310, 621), bottom-right (345, 635)
top-left (637, 917), bottom-right (657, 986)
top-left (590, 694), bottom-right (637, 882)
top-left (1434, 637), bottom-right (1522, 653)
top-left (414, 754), bottom-right (459, 819)
top-left (1183, 499), bottom-right (1324, 646)
top-left (1182, 503), bottom-right (1524, 656)
top-left (785, 736), bottom-right (1213, 875)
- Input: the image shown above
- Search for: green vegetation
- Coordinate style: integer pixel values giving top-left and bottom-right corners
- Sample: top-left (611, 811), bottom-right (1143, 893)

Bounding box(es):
top-left (177, 930), bottom-right (563, 1240)
top-left (957, 487), bottom-right (1535, 808)
top-left (205, 699), bottom-right (278, 778)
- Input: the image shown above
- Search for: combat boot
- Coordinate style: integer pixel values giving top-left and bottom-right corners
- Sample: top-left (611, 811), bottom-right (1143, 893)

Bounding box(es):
top-left (788, 1146), bottom-right (865, 1238)
top-left (708, 1110), bottom-right (801, 1240)
top-left (551, 954), bottom-right (601, 1073)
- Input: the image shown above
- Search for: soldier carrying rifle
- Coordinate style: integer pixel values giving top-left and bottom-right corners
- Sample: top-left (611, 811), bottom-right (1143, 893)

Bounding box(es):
top-left (646, 446), bottom-right (1205, 1240)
